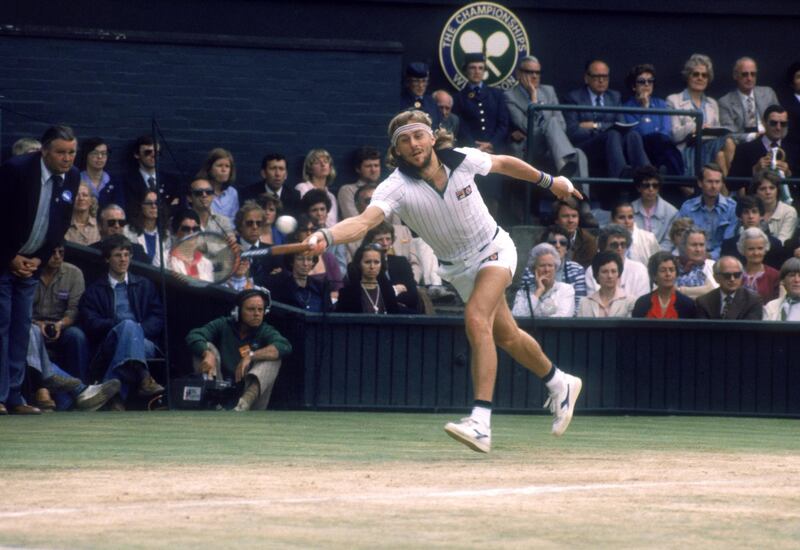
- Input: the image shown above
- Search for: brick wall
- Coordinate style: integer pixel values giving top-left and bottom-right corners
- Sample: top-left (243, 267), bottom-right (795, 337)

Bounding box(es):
top-left (0, 34), bottom-right (402, 188)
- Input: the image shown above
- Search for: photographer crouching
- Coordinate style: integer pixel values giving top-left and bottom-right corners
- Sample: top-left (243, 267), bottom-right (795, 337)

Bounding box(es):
top-left (185, 289), bottom-right (292, 411)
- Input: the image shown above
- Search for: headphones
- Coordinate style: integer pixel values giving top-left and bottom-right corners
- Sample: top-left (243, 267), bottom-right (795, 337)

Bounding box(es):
top-left (231, 287), bottom-right (272, 322)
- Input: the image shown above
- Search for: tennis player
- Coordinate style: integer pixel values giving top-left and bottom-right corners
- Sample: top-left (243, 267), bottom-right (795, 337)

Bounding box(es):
top-left (308, 110), bottom-right (584, 453)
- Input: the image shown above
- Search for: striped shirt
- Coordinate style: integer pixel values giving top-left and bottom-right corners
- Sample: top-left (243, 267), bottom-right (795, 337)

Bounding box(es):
top-left (371, 147), bottom-right (496, 262)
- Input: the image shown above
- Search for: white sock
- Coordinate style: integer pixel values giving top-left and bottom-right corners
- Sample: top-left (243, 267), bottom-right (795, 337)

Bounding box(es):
top-left (470, 406), bottom-right (492, 427)
top-left (544, 367), bottom-right (566, 394)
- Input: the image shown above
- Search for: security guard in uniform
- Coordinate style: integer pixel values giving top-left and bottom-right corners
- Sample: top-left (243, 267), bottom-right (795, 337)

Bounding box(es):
top-left (400, 62), bottom-right (440, 130)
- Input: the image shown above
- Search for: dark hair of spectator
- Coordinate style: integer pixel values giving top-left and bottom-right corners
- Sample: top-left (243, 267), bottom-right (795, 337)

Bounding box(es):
top-left (101, 234), bottom-right (133, 259)
top-left (592, 250), bottom-right (623, 281)
top-left (41, 125), bottom-right (76, 148)
top-left (763, 104), bottom-right (787, 121)
top-left (647, 251), bottom-right (678, 284)
top-left (364, 221), bottom-right (395, 245)
top-left (198, 148), bottom-right (236, 190)
top-left (77, 137), bottom-right (108, 171)
top-left (735, 195), bottom-right (765, 217)
top-left (625, 63), bottom-right (656, 90)
top-left (786, 62), bottom-right (800, 87)
top-left (128, 190), bottom-right (168, 239)
top-left (552, 196), bottom-right (581, 217)
top-left (170, 209), bottom-right (201, 234)
top-left (611, 201), bottom-right (634, 219)
top-left (354, 183), bottom-right (378, 206)
top-left (699, 162), bottom-right (724, 181)
top-left (261, 153), bottom-right (286, 170)
top-left (301, 188), bottom-right (331, 214)
top-left (633, 165), bottom-right (662, 187)
top-left (353, 146), bottom-right (381, 170)
top-left (347, 243), bottom-right (387, 284)
top-left (748, 170), bottom-right (782, 195)
top-left (255, 193), bottom-right (283, 214)
top-left (282, 251), bottom-right (319, 271)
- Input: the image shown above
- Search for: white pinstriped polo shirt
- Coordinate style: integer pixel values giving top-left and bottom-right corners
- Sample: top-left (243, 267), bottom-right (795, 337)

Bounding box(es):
top-left (370, 147), bottom-right (498, 263)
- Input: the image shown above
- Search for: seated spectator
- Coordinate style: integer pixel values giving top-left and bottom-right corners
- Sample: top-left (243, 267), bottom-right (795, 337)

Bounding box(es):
top-left (188, 177), bottom-right (234, 234)
top-left (632, 251), bottom-right (696, 318)
top-left (667, 54), bottom-right (736, 176)
top-left (64, 183), bottom-right (101, 246)
top-left (719, 57), bottom-right (779, 147)
top-left (553, 198), bottom-right (597, 268)
top-left (578, 251), bottom-right (635, 317)
top-left (166, 210), bottom-right (214, 282)
top-left (12, 137), bottom-right (41, 156)
top-left (530, 225), bottom-right (587, 311)
top-left (675, 226), bottom-right (719, 299)
top-left (31, 245), bottom-right (90, 383)
top-left (512, 243), bottom-right (575, 317)
top-left (433, 89), bottom-right (459, 138)
top-left (505, 56), bottom-right (585, 178)
top-left (764, 258), bottom-right (800, 320)
top-left (363, 222), bottom-right (419, 313)
top-left (79, 235), bottom-right (165, 408)
top-left (623, 64), bottom-right (683, 175)
top-left (292, 216), bottom-right (344, 299)
top-left (729, 105), bottom-right (798, 191)
top-left (234, 202), bottom-right (276, 285)
top-left (302, 188), bottom-right (334, 230)
top-left (223, 257), bottom-right (255, 292)
top-left (255, 193), bottom-right (286, 246)
top-left (400, 62), bottom-right (440, 126)
top-left (336, 244), bottom-right (401, 314)
top-left (92, 204), bottom-right (150, 263)
top-left (739, 227), bottom-right (780, 303)
top-left (239, 153), bottom-right (302, 217)
top-left (338, 147), bottom-right (382, 220)
top-left (267, 252), bottom-right (332, 312)
top-left (720, 195), bottom-right (784, 269)
top-left (631, 166), bottom-right (679, 249)
top-left (197, 148), bottom-right (239, 220)
top-left (564, 59), bottom-right (649, 207)
top-left (611, 201), bottom-right (659, 266)
top-left (124, 190), bottom-right (167, 266)
top-left (295, 148), bottom-right (339, 226)
top-left (677, 163), bottom-right (737, 259)
top-left (186, 288), bottom-right (292, 411)
top-left (585, 224), bottom-right (651, 300)
top-left (779, 62), bottom-right (800, 146)
top-left (78, 137), bottom-right (123, 209)
top-left (668, 217), bottom-right (695, 256)
top-left (122, 135), bottom-right (180, 212)
top-left (696, 256), bottom-right (762, 320)
top-left (750, 170), bottom-right (797, 244)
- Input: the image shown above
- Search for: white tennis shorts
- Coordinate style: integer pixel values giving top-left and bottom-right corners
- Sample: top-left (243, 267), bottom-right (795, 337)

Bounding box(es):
top-left (437, 228), bottom-right (517, 302)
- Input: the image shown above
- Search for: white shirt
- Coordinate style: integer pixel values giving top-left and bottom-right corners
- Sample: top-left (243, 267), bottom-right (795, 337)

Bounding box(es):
top-left (371, 147), bottom-right (496, 262)
top-left (512, 281), bottom-right (575, 318)
top-left (19, 159), bottom-right (56, 255)
top-left (139, 167), bottom-right (156, 188)
top-left (108, 273), bottom-right (130, 288)
top-left (628, 226), bottom-right (660, 267)
top-left (585, 258), bottom-right (651, 300)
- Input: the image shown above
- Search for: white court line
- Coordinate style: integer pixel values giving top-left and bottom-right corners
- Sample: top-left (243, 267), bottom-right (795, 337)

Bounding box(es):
top-left (0, 479), bottom-right (741, 520)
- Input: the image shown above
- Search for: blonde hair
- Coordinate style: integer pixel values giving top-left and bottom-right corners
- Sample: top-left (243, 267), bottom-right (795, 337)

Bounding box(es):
top-left (75, 182), bottom-right (98, 218)
top-left (302, 148), bottom-right (336, 186)
top-left (385, 110), bottom-right (454, 168)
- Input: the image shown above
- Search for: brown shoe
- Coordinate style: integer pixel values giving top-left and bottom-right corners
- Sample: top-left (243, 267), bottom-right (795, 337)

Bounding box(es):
top-left (34, 388), bottom-right (56, 411)
top-left (0, 403), bottom-right (7, 415)
top-left (10, 404), bottom-right (42, 415)
top-left (107, 395), bottom-right (126, 412)
top-left (138, 375), bottom-right (164, 397)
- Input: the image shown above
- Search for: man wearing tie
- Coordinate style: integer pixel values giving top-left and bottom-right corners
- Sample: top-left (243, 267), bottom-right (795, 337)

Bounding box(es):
top-left (718, 58), bottom-right (779, 146)
top-left (122, 135), bottom-right (180, 212)
top-left (0, 125), bottom-right (81, 414)
top-left (696, 256), bottom-right (763, 320)
top-left (238, 153), bottom-right (301, 218)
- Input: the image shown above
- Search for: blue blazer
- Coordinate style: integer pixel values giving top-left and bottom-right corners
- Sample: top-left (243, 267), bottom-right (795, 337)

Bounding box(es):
top-left (454, 84), bottom-right (509, 150)
top-left (564, 87), bottom-right (624, 145)
top-left (0, 152), bottom-right (80, 266)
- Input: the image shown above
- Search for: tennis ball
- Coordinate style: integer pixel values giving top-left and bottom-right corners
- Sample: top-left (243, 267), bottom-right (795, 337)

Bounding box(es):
top-left (275, 215), bottom-right (298, 235)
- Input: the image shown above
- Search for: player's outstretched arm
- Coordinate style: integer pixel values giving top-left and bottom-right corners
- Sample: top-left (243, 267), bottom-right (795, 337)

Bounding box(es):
top-left (307, 205), bottom-right (385, 253)
top-left (490, 154), bottom-right (583, 201)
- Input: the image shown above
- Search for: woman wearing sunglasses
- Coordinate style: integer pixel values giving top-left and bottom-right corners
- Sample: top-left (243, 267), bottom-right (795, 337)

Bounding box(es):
top-left (124, 190), bottom-right (168, 266)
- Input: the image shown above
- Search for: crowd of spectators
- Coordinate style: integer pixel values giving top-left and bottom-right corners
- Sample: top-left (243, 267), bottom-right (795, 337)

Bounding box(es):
top-left (3, 51), bottom-right (800, 414)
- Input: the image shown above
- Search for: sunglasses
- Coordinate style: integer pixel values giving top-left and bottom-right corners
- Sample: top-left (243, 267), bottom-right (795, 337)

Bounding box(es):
top-left (738, 71), bottom-right (757, 78)
top-left (548, 238), bottom-right (569, 247)
top-left (768, 120), bottom-right (788, 128)
top-left (639, 183), bottom-right (660, 189)
top-left (690, 71), bottom-right (708, 79)
top-left (607, 241), bottom-right (627, 250)
top-left (635, 78), bottom-right (655, 85)
top-left (719, 271), bottom-right (743, 280)
top-left (244, 220), bottom-right (264, 227)
top-left (141, 200), bottom-right (158, 206)
top-left (192, 189), bottom-right (215, 197)
top-left (588, 73), bottom-right (609, 80)
top-left (180, 225), bottom-right (200, 233)
top-left (140, 149), bottom-right (159, 157)
top-left (105, 219), bottom-right (127, 227)
top-left (520, 69), bottom-right (541, 76)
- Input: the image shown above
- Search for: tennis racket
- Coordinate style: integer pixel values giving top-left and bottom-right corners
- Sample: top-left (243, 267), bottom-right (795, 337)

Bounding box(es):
top-left (168, 231), bottom-right (311, 285)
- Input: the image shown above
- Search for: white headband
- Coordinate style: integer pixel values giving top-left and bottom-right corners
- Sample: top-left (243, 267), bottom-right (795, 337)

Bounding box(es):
top-left (391, 123), bottom-right (434, 147)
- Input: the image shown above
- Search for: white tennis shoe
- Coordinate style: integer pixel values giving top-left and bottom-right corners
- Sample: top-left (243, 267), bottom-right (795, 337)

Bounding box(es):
top-left (544, 373), bottom-right (582, 437)
top-left (444, 417), bottom-right (491, 453)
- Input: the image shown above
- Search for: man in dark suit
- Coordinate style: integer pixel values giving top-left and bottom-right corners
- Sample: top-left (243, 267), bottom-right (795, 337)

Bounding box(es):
top-left (0, 125), bottom-right (81, 414)
top-left (564, 59), bottom-right (650, 207)
top-left (238, 153), bottom-right (301, 217)
top-left (121, 135), bottom-right (181, 212)
top-left (719, 195), bottom-right (784, 269)
top-left (696, 256), bottom-right (763, 320)
top-left (728, 105), bottom-right (798, 193)
top-left (400, 62), bottom-right (440, 130)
